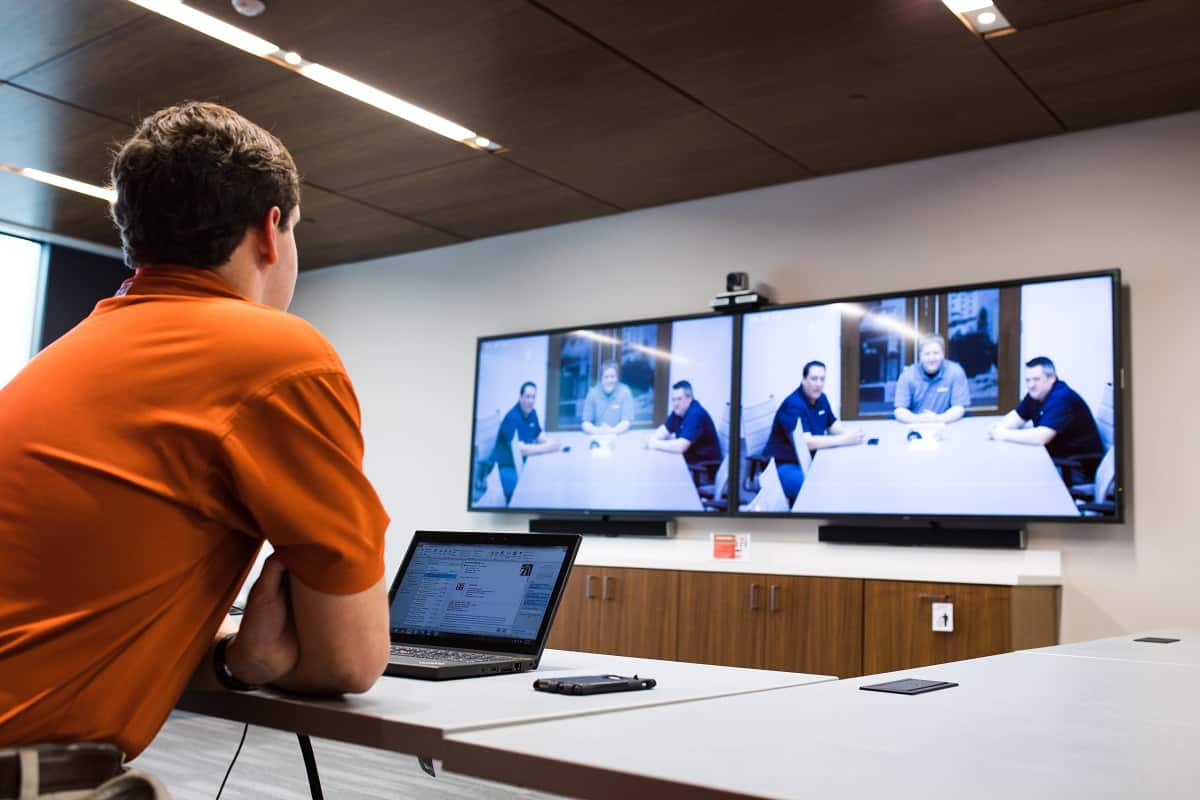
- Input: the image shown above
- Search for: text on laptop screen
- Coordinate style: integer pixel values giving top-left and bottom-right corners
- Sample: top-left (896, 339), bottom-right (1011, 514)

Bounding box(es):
top-left (389, 543), bottom-right (569, 643)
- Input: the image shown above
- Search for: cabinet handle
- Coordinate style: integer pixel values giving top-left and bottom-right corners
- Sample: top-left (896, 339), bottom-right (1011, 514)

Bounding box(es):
top-left (769, 585), bottom-right (780, 612)
top-left (748, 583), bottom-right (760, 610)
top-left (918, 593), bottom-right (951, 602)
top-left (602, 576), bottom-right (614, 601)
top-left (585, 575), bottom-right (596, 599)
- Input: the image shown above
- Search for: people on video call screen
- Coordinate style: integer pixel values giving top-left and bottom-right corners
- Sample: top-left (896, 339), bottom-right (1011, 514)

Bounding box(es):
top-left (471, 275), bottom-right (1116, 518)
top-left (471, 316), bottom-right (733, 513)
top-left (739, 275), bottom-right (1116, 517)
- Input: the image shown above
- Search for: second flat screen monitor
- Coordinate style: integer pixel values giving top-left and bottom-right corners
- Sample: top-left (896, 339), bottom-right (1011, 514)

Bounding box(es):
top-left (738, 273), bottom-right (1118, 519)
top-left (471, 315), bottom-right (733, 514)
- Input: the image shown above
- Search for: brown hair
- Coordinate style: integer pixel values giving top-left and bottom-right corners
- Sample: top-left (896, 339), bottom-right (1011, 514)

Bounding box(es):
top-left (110, 101), bottom-right (300, 269)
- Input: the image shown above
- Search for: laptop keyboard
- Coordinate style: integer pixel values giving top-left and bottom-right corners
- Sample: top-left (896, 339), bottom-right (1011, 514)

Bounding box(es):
top-left (390, 645), bottom-right (510, 663)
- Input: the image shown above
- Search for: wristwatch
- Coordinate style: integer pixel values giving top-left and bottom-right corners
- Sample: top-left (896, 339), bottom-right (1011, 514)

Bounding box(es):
top-left (213, 634), bottom-right (261, 692)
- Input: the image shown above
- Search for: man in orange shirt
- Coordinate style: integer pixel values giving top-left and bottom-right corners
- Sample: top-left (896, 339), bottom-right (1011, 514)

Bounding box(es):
top-left (0, 102), bottom-right (390, 796)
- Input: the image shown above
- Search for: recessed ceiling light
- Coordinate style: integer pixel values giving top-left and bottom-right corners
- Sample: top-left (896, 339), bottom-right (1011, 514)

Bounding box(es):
top-left (0, 163), bottom-right (116, 203)
top-left (976, 11), bottom-right (997, 24)
top-left (125, 1), bottom-right (500, 150)
top-left (474, 137), bottom-right (491, 148)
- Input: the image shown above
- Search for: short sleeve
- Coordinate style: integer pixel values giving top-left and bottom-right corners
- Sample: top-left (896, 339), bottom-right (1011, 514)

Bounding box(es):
top-left (220, 370), bottom-right (388, 595)
top-left (678, 411), bottom-right (703, 443)
top-left (951, 367), bottom-right (971, 407)
top-left (1016, 395), bottom-right (1036, 421)
top-left (1037, 395), bottom-right (1074, 433)
top-left (527, 411), bottom-right (542, 442)
top-left (893, 369), bottom-right (913, 411)
top-left (620, 386), bottom-right (636, 422)
top-left (581, 390), bottom-right (598, 424)
top-left (665, 413), bottom-right (683, 436)
top-left (822, 396), bottom-right (838, 428)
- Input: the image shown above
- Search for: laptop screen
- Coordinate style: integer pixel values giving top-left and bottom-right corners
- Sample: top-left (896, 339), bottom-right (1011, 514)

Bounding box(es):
top-left (389, 540), bottom-right (571, 648)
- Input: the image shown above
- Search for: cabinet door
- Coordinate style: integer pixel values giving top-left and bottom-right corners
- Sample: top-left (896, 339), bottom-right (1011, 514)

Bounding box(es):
top-left (676, 572), bottom-right (765, 669)
top-left (863, 580), bottom-right (1011, 673)
top-left (546, 568), bottom-right (601, 653)
top-left (592, 567), bottom-right (679, 660)
top-left (763, 576), bottom-right (863, 677)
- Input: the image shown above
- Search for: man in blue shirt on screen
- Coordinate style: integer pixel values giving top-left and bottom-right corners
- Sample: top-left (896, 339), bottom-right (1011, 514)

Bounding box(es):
top-left (893, 335), bottom-right (971, 424)
top-left (491, 382), bottom-right (562, 503)
top-left (989, 356), bottom-right (1103, 485)
top-left (646, 380), bottom-right (722, 484)
top-left (581, 360), bottom-right (636, 435)
top-left (762, 361), bottom-right (865, 504)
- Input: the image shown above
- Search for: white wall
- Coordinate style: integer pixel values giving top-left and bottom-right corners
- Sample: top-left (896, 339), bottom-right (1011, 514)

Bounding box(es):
top-left (667, 316), bottom-right (732, 423)
top-left (1020, 277), bottom-right (1114, 411)
top-left (292, 111), bottom-right (1200, 643)
top-left (475, 335), bottom-right (548, 421)
top-left (741, 304), bottom-right (843, 417)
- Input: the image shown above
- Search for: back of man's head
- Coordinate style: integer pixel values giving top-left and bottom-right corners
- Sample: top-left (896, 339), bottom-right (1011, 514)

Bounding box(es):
top-left (110, 101), bottom-right (300, 269)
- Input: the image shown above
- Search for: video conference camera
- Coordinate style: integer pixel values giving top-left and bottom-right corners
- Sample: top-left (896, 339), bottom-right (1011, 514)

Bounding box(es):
top-left (711, 272), bottom-right (771, 312)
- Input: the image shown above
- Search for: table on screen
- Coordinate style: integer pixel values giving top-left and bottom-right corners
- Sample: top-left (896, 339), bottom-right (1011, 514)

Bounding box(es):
top-left (791, 417), bottom-right (1080, 517)
top-left (509, 431), bottom-right (704, 512)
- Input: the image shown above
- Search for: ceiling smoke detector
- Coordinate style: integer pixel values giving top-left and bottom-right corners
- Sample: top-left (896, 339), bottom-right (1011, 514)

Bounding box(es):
top-left (231, 0), bottom-right (266, 17)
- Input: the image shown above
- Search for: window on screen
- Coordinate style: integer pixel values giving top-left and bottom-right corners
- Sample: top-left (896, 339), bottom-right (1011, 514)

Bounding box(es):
top-left (0, 233), bottom-right (44, 388)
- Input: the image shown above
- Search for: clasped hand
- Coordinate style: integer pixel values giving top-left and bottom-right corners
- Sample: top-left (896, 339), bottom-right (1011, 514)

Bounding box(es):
top-left (226, 555), bottom-right (300, 686)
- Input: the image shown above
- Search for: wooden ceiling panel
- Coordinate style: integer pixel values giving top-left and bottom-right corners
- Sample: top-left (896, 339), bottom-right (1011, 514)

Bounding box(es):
top-left (0, 0), bottom-right (145, 81)
top-left (542, 0), bottom-right (1063, 175)
top-left (992, 0), bottom-right (1200, 129)
top-left (0, 84), bottom-right (132, 185)
top-left (337, 156), bottom-right (612, 217)
top-left (296, 186), bottom-right (461, 270)
top-left (0, 170), bottom-right (119, 246)
top-left (187, 0), bottom-right (812, 207)
top-left (413, 184), bottom-right (618, 240)
top-left (997, 0), bottom-right (1142, 30)
top-left (219, 75), bottom-right (477, 192)
top-left (10, 14), bottom-right (291, 125)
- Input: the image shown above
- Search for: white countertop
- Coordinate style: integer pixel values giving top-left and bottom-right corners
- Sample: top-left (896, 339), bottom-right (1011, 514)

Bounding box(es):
top-left (573, 536), bottom-right (1062, 586)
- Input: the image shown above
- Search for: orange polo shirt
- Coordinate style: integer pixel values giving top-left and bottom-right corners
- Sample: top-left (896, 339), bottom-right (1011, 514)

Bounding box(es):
top-left (0, 266), bottom-right (388, 757)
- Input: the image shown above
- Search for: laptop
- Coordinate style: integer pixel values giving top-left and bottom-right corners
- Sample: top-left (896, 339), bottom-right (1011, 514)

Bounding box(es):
top-left (385, 530), bottom-right (581, 680)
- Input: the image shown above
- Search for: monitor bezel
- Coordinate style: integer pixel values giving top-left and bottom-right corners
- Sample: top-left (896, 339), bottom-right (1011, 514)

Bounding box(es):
top-left (730, 267), bottom-right (1125, 524)
top-left (466, 308), bottom-right (736, 517)
top-left (387, 530), bottom-right (582, 655)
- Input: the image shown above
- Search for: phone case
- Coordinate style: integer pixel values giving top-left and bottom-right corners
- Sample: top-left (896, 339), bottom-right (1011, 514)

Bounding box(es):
top-left (533, 675), bottom-right (656, 695)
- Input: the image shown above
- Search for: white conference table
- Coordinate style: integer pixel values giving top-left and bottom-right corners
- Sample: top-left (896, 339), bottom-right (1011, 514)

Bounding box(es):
top-left (792, 417), bottom-right (1079, 516)
top-left (176, 649), bottom-right (831, 760)
top-left (509, 431), bottom-right (705, 511)
top-left (1024, 628), bottom-right (1200, 667)
top-left (442, 646), bottom-right (1200, 799)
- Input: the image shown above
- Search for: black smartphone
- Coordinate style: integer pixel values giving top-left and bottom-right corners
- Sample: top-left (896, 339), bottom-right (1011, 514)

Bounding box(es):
top-left (867, 437), bottom-right (879, 446)
top-left (533, 674), bottom-right (656, 695)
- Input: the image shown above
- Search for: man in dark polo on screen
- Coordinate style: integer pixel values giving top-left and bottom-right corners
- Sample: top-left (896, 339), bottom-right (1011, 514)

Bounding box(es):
top-left (646, 380), bottom-right (722, 484)
top-left (989, 356), bottom-right (1104, 485)
top-left (491, 381), bottom-right (561, 504)
top-left (763, 361), bottom-right (865, 504)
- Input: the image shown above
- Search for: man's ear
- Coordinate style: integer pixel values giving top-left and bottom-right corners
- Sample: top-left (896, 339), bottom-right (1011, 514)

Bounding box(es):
top-left (256, 206), bottom-right (283, 267)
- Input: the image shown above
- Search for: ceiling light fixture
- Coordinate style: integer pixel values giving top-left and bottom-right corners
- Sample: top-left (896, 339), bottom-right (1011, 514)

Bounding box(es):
top-left (0, 163), bottom-right (116, 203)
top-left (942, 0), bottom-right (992, 11)
top-left (939, 1), bottom-right (1015, 36)
top-left (125, 0), bottom-right (501, 151)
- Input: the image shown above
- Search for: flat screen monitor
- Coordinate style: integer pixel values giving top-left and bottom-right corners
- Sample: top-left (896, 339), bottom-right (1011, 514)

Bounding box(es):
top-left (736, 271), bottom-right (1121, 521)
top-left (469, 314), bottom-right (734, 514)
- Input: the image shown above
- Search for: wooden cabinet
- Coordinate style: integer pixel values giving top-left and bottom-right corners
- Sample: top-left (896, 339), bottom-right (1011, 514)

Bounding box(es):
top-left (862, 580), bottom-right (1060, 674)
top-left (547, 566), bottom-right (678, 660)
top-left (676, 572), bottom-right (863, 677)
top-left (551, 567), bottom-right (1058, 678)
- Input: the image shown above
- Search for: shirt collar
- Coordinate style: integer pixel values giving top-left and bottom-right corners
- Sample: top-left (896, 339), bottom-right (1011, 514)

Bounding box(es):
top-left (920, 362), bottom-right (947, 382)
top-left (113, 265), bottom-right (248, 302)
